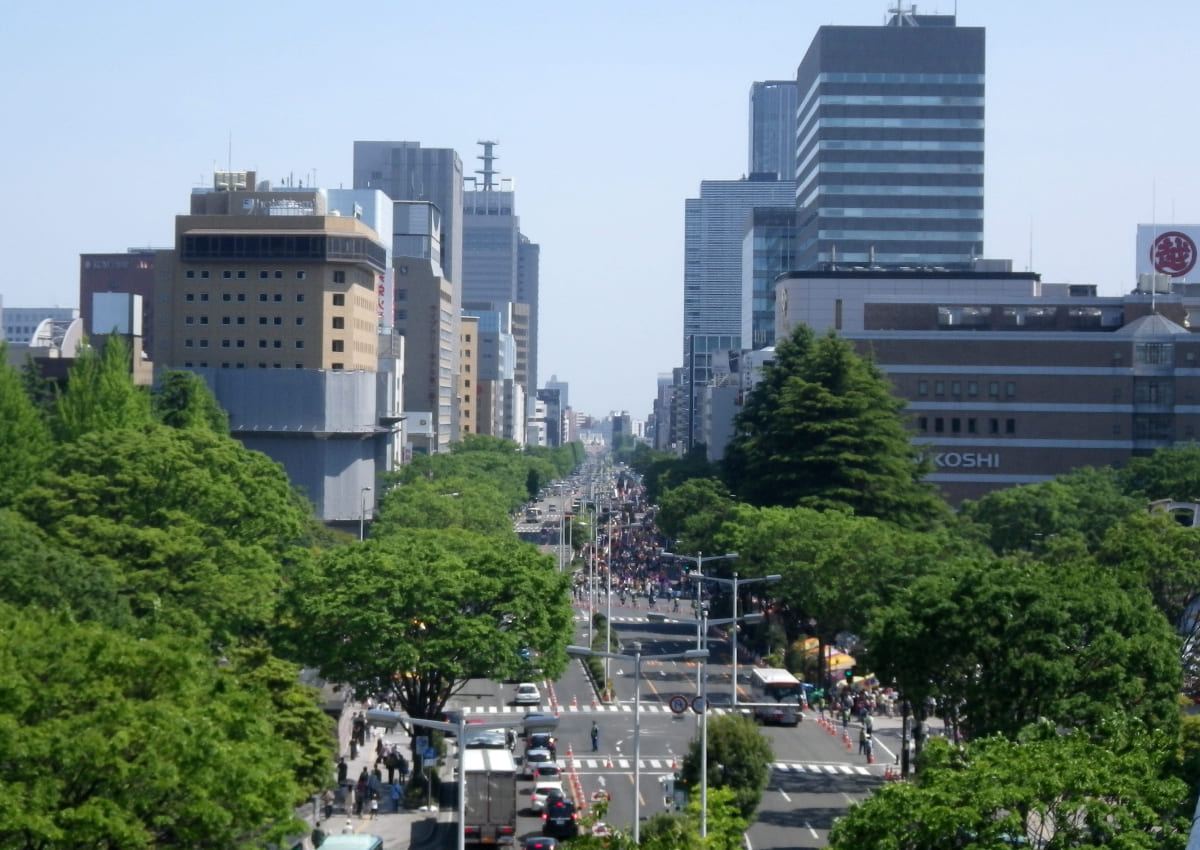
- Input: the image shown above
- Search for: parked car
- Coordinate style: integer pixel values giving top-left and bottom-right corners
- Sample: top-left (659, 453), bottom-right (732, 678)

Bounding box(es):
top-left (542, 799), bottom-right (578, 839)
top-left (530, 781), bottom-right (564, 813)
top-left (515, 682), bottom-right (542, 706)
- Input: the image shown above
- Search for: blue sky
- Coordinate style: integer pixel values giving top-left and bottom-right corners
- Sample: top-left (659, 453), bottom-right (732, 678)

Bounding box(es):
top-left (4, 1), bottom-right (1200, 417)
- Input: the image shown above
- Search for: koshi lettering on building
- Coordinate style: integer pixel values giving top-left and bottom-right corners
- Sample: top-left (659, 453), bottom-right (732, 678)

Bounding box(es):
top-left (935, 452), bottom-right (1000, 469)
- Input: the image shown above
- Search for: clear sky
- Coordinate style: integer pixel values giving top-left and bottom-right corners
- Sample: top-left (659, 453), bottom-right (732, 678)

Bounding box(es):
top-left (4, 1), bottom-right (1200, 419)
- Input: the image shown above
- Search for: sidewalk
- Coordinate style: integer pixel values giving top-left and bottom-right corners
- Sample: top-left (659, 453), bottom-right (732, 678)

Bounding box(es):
top-left (300, 709), bottom-right (449, 850)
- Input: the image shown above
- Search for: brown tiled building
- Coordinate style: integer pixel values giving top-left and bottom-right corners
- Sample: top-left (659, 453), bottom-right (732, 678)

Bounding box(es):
top-left (774, 270), bottom-right (1200, 504)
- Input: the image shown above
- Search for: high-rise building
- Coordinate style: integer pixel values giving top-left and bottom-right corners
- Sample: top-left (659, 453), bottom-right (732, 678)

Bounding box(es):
top-left (742, 208), bottom-right (798, 350)
top-left (461, 142), bottom-right (540, 427)
top-left (459, 314), bottom-right (479, 436)
top-left (79, 250), bottom-right (158, 354)
top-left (793, 11), bottom-right (985, 270)
top-left (683, 177), bottom-right (795, 447)
top-left (749, 81), bottom-right (799, 182)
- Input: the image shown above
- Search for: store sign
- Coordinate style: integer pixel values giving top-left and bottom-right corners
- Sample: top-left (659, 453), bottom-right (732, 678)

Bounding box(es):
top-left (1136, 224), bottom-right (1200, 278)
top-left (934, 452), bottom-right (1000, 469)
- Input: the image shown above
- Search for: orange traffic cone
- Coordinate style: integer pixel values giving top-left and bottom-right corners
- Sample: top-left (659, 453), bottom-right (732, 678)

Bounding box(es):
top-left (843, 732), bottom-right (852, 750)
top-left (605, 755), bottom-right (613, 769)
top-left (572, 694), bottom-right (578, 709)
top-left (671, 757), bottom-right (678, 770)
top-left (591, 695), bottom-right (598, 709)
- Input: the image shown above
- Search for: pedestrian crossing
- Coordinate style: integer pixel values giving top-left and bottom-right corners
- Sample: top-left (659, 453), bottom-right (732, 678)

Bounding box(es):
top-left (461, 703), bottom-right (736, 716)
top-left (560, 758), bottom-right (871, 776)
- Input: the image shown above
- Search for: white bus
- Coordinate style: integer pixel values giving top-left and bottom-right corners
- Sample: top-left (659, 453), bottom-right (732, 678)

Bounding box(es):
top-left (747, 667), bottom-right (804, 726)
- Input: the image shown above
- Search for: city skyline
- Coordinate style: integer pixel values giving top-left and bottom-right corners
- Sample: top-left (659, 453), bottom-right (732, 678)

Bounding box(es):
top-left (5, 1), bottom-right (1200, 418)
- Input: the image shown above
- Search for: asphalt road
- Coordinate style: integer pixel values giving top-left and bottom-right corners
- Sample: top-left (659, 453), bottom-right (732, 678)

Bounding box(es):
top-left (445, 607), bottom-right (890, 848)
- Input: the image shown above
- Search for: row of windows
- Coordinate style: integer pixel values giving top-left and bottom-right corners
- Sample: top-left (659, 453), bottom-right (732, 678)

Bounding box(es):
top-left (181, 234), bottom-right (387, 272)
top-left (186, 292), bottom-right (305, 303)
top-left (821, 207), bottom-right (982, 219)
top-left (184, 338), bottom-right (306, 349)
top-left (183, 362), bottom-right (347, 370)
top-left (186, 269), bottom-right (308, 281)
top-left (918, 416), bottom-right (1016, 435)
top-left (917, 379), bottom-right (1016, 398)
top-left (186, 316), bottom-right (306, 326)
top-left (817, 228), bottom-right (983, 241)
top-left (812, 94), bottom-right (985, 107)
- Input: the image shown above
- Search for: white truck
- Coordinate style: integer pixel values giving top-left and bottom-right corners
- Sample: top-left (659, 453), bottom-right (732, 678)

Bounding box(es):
top-left (461, 747), bottom-right (517, 846)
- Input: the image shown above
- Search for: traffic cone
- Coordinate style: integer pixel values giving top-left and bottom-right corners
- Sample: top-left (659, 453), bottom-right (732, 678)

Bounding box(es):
top-left (867, 750), bottom-right (875, 764)
top-left (572, 694), bottom-right (578, 709)
top-left (591, 695), bottom-right (598, 709)
top-left (605, 755), bottom-right (613, 769)
top-left (671, 757), bottom-right (678, 770)
top-left (843, 732), bottom-right (852, 750)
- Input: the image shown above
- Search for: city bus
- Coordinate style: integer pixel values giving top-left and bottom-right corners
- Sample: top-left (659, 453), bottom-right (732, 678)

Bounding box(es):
top-left (747, 667), bottom-right (804, 726)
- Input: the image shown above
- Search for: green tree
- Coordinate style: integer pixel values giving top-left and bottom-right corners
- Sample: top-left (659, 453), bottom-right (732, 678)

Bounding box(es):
top-left (829, 724), bottom-right (1190, 850)
top-left (152, 370), bottom-right (229, 432)
top-left (373, 477), bottom-right (514, 537)
top-left (0, 346), bottom-right (53, 507)
top-left (281, 528), bottom-right (574, 722)
top-left (723, 328), bottom-right (946, 527)
top-left (17, 426), bottom-right (317, 642)
top-left (0, 509), bottom-right (131, 628)
top-left (865, 555), bottom-right (1182, 742)
top-left (0, 604), bottom-right (317, 849)
top-left (655, 478), bottom-right (738, 551)
top-left (959, 466), bottom-right (1139, 555)
top-left (1119, 443), bottom-right (1200, 502)
top-left (678, 713), bottom-right (773, 819)
top-left (52, 335), bottom-right (152, 442)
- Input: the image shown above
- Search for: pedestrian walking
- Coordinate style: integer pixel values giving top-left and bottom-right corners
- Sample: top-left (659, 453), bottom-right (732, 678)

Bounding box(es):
top-left (590, 721), bottom-right (599, 752)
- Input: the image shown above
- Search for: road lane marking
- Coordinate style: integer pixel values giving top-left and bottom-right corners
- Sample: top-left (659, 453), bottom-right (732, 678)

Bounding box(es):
top-left (806, 822), bottom-right (818, 839)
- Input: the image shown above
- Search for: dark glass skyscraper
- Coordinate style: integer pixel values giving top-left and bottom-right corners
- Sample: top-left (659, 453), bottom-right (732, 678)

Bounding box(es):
top-left (794, 13), bottom-right (984, 270)
top-left (749, 81), bottom-right (798, 182)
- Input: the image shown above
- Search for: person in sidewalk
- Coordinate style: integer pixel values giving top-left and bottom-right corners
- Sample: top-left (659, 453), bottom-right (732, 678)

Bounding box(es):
top-left (590, 721), bottom-right (599, 752)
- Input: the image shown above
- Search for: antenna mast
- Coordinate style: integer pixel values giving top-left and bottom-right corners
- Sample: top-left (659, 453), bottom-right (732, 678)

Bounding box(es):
top-left (475, 140), bottom-right (500, 191)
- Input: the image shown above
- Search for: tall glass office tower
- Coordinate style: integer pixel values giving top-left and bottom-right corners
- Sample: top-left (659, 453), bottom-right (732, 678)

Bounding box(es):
top-left (749, 81), bottom-right (798, 182)
top-left (794, 12), bottom-right (985, 270)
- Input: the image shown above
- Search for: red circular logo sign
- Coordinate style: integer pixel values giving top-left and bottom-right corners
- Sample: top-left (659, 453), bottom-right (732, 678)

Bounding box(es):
top-left (1151, 231), bottom-right (1198, 277)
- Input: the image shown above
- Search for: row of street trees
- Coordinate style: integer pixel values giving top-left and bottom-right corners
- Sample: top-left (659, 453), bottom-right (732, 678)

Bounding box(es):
top-left (0, 339), bottom-right (582, 848)
top-left (626, 326), bottom-right (1200, 847)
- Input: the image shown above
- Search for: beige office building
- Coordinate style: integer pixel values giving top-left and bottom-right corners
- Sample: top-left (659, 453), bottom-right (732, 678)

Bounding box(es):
top-left (154, 185), bottom-right (386, 372)
top-left (459, 314), bottom-right (479, 436)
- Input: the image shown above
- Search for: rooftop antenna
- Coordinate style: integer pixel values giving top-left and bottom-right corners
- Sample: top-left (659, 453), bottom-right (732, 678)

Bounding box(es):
top-left (888, 3), bottom-right (919, 25)
top-left (476, 140), bottom-right (500, 191)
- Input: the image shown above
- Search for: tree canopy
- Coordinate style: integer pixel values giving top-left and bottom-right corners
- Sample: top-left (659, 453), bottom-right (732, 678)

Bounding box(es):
top-left (281, 527), bottom-right (574, 721)
top-left (678, 713), bottom-right (773, 819)
top-left (722, 327), bottom-right (946, 527)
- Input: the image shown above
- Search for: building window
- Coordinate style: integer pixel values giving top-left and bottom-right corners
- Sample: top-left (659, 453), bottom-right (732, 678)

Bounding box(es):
top-left (258, 340), bottom-right (268, 349)
top-left (1005, 418), bottom-right (1016, 434)
top-left (185, 293), bottom-right (195, 302)
top-left (274, 293), bottom-right (283, 302)
top-left (199, 316), bottom-right (208, 325)
top-left (396, 289), bottom-right (407, 301)
top-left (275, 270), bottom-right (283, 279)
top-left (259, 270), bottom-right (269, 279)
top-left (198, 339), bottom-right (208, 349)
top-left (465, 333), bottom-right (471, 343)
top-left (332, 317), bottom-right (345, 329)
top-left (259, 294), bottom-right (268, 302)
top-left (273, 340), bottom-right (282, 349)
top-left (236, 363), bottom-right (245, 369)
top-left (236, 316), bottom-right (246, 325)
top-left (331, 340), bottom-right (344, 352)
top-left (259, 317), bottom-right (268, 325)
top-left (295, 317), bottom-right (305, 326)
top-left (186, 270), bottom-right (196, 279)
top-left (200, 270), bottom-right (210, 279)
top-left (198, 361), bottom-right (208, 368)
top-left (934, 381), bottom-right (945, 396)
top-left (989, 418), bottom-right (999, 434)
top-left (917, 416), bottom-right (927, 432)
top-left (221, 339), bottom-right (231, 348)
top-left (333, 270), bottom-right (346, 284)
top-left (967, 381), bottom-right (978, 397)
top-left (332, 294), bottom-right (345, 306)
top-left (331, 363), bottom-right (344, 370)
top-left (184, 339), bottom-right (194, 348)
top-left (989, 381), bottom-right (1000, 398)
top-left (273, 317), bottom-right (282, 325)
top-left (223, 270), bottom-right (232, 279)
top-left (934, 417), bottom-right (944, 433)
top-left (951, 418), bottom-right (961, 434)
top-left (236, 270), bottom-right (246, 279)
top-left (222, 317), bottom-right (231, 325)
top-left (237, 293), bottom-right (246, 302)
top-left (236, 340), bottom-right (245, 348)
top-left (396, 309), bottom-right (407, 321)
top-left (295, 363), bottom-right (303, 369)
top-left (259, 363), bottom-right (267, 369)
top-left (295, 340), bottom-right (304, 349)
top-left (222, 293), bottom-right (231, 302)
top-left (1136, 343), bottom-right (1172, 365)
top-left (296, 270), bottom-right (306, 280)
top-left (917, 380), bottom-right (928, 396)
top-left (951, 381), bottom-right (961, 396)
top-left (222, 362), bottom-right (230, 368)
top-left (296, 293), bottom-right (305, 303)
top-left (199, 293), bottom-right (209, 302)
top-left (1005, 382), bottom-right (1016, 398)
top-left (185, 316), bottom-right (194, 325)
top-left (184, 361), bottom-right (193, 368)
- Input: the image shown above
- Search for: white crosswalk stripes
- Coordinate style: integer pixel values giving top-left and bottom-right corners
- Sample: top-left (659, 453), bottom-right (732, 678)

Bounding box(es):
top-left (770, 762), bottom-right (871, 776)
top-left (460, 703), bottom-right (737, 716)
top-left (564, 759), bottom-right (871, 775)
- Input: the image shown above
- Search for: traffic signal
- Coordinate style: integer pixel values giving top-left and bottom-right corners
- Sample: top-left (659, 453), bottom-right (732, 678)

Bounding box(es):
top-left (844, 668), bottom-right (854, 681)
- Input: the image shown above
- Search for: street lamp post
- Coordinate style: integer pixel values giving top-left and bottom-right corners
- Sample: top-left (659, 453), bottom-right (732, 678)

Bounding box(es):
top-left (604, 516), bottom-right (643, 698)
top-left (566, 643), bottom-right (707, 845)
top-left (359, 486), bottom-right (372, 542)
